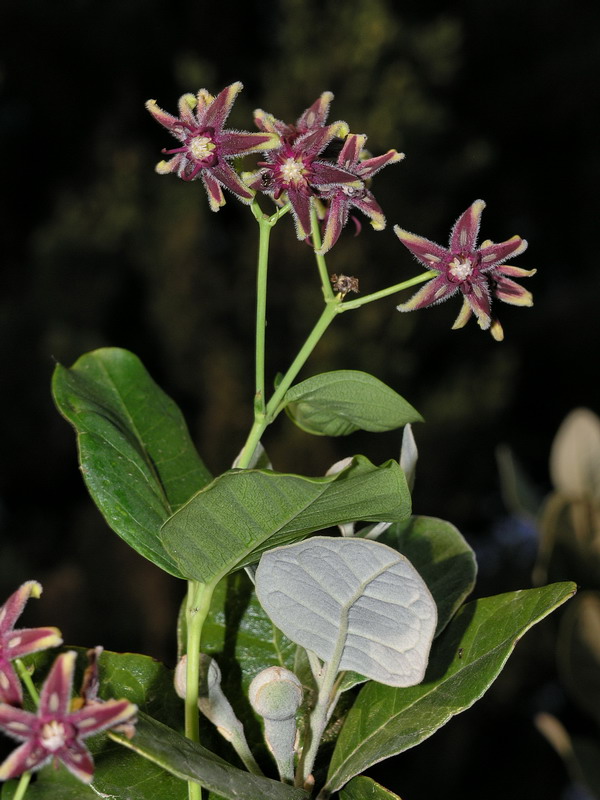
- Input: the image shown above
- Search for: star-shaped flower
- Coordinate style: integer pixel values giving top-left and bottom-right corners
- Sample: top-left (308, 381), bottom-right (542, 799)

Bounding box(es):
top-left (146, 82), bottom-right (280, 211)
top-left (395, 200), bottom-right (535, 338)
top-left (0, 581), bottom-right (62, 706)
top-left (246, 93), bottom-right (363, 240)
top-left (317, 133), bottom-right (404, 254)
top-left (0, 651), bottom-right (137, 783)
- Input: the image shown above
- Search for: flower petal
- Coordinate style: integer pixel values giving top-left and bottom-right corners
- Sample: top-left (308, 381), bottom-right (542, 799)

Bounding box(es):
top-left (449, 199), bottom-right (485, 252)
top-left (394, 226), bottom-right (449, 268)
top-left (318, 194), bottom-right (349, 254)
top-left (4, 626), bottom-right (62, 661)
top-left (451, 298), bottom-right (473, 330)
top-left (199, 81), bottom-right (242, 130)
top-left (219, 131), bottom-right (280, 158)
top-left (38, 651), bottom-right (76, 717)
top-left (210, 162), bottom-right (255, 205)
top-left (348, 192), bottom-right (386, 230)
top-left (311, 161), bottom-right (362, 188)
top-left (478, 236), bottom-right (528, 270)
top-left (495, 264), bottom-right (536, 278)
top-left (287, 189), bottom-right (312, 240)
top-left (493, 276), bottom-right (534, 306)
top-left (338, 133), bottom-right (366, 167)
top-left (201, 172), bottom-right (226, 212)
top-left (0, 740), bottom-right (50, 780)
top-left (0, 582), bottom-right (42, 634)
top-left (71, 699), bottom-right (137, 739)
top-left (145, 100), bottom-right (186, 140)
top-left (463, 279), bottom-right (492, 329)
top-left (491, 319), bottom-right (505, 341)
top-left (297, 91), bottom-right (334, 132)
top-left (57, 740), bottom-right (96, 783)
top-left (356, 149), bottom-right (405, 179)
top-left (0, 661), bottom-right (23, 705)
top-left (0, 703), bottom-right (37, 741)
top-left (397, 274), bottom-right (457, 312)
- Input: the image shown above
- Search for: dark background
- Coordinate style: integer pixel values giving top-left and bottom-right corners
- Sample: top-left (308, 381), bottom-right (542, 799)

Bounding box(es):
top-left (1, 1), bottom-right (599, 798)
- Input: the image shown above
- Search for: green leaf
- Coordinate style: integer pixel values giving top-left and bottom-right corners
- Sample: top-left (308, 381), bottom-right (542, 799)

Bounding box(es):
top-left (377, 516), bottom-right (477, 636)
top-left (255, 537), bottom-right (437, 687)
top-left (52, 347), bottom-right (212, 577)
top-left (161, 456), bottom-right (410, 584)
top-left (325, 582), bottom-right (577, 794)
top-left (282, 371), bottom-right (422, 437)
top-left (111, 712), bottom-right (309, 800)
top-left (340, 776), bottom-right (403, 800)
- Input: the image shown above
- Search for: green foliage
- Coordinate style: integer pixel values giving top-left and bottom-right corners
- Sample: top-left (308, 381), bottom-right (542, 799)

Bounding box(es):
top-left (282, 370), bottom-right (422, 436)
top-left (52, 347), bottom-right (212, 577)
top-left (339, 776), bottom-right (402, 800)
top-left (111, 713), bottom-right (309, 800)
top-left (377, 516), bottom-right (477, 636)
top-left (325, 582), bottom-right (576, 794)
top-left (160, 456), bottom-right (411, 584)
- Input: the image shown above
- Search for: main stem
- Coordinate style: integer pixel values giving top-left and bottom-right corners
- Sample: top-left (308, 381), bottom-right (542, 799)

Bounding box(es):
top-left (185, 580), bottom-right (214, 800)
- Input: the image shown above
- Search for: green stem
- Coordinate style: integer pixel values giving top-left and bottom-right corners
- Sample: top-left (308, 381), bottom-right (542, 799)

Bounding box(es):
top-left (12, 772), bottom-right (31, 800)
top-left (15, 659), bottom-right (39, 705)
top-left (254, 211), bottom-right (272, 415)
top-left (310, 204), bottom-right (334, 301)
top-left (185, 580), bottom-right (215, 800)
top-left (337, 270), bottom-right (437, 312)
top-left (237, 300), bottom-right (340, 469)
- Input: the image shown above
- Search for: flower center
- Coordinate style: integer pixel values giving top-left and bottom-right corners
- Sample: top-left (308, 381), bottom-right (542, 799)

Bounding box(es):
top-left (41, 720), bottom-right (69, 752)
top-left (448, 256), bottom-right (473, 282)
top-left (279, 157), bottom-right (308, 187)
top-left (188, 133), bottom-right (217, 166)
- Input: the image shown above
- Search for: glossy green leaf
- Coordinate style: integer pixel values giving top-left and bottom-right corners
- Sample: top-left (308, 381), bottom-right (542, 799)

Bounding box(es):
top-left (111, 712), bottom-right (309, 800)
top-left (161, 456), bottom-right (410, 584)
top-left (282, 371), bottom-right (422, 437)
top-left (340, 776), bottom-right (403, 800)
top-left (377, 516), bottom-right (477, 636)
top-left (255, 537), bottom-right (437, 687)
top-left (52, 347), bottom-right (212, 577)
top-left (325, 582), bottom-right (576, 793)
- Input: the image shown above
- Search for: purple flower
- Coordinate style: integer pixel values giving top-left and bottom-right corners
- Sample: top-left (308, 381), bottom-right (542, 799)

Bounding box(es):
top-left (146, 82), bottom-right (280, 211)
top-left (0, 582), bottom-right (62, 706)
top-left (395, 200), bottom-right (535, 338)
top-left (0, 651), bottom-right (137, 783)
top-left (246, 93), bottom-right (363, 240)
top-left (317, 133), bottom-right (404, 254)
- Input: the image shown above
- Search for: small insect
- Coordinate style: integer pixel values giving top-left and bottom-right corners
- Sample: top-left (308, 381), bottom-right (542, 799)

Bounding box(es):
top-left (457, 648), bottom-right (463, 659)
top-left (331, 274), bottom-right (360, 297)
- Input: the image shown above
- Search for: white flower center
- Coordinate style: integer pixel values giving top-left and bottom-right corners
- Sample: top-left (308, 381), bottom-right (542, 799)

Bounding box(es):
top-left (41, 720), bottom-right (67, 752)
top-left (280, 157), bottom-right (307, 185)
top-left (448, 256), bottom-right (473, 281)
top-left (189, 135), bottom-right (216, 162)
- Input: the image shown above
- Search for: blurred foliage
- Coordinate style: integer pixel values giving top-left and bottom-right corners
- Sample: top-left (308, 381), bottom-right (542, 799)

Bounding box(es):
top-left (534, 410), bottom-right (600, 800)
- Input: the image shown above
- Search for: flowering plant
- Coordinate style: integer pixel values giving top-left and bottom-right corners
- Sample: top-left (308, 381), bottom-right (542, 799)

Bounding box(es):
top-left (0, 83), bottom-right (575, 800)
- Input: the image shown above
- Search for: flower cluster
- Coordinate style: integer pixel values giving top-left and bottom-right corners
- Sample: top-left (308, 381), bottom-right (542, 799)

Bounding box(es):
top-left (147, 84), bottom-right (403, 255)
top-left (395, 200), bottom-right (535, 340)
top-left (147, 81), bottom-right (535, 337)
top-left (0, 583), bottom-right (137, 784)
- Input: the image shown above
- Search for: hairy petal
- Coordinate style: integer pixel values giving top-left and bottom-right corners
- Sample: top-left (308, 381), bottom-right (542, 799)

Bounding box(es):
top-left (397, 274), bottom-right (457, 311)
top-left (5, 627), bottom-right (62, 660)
top-left (394, 226), bottom-right (449, 268)
top-left (494, 276), bottom-right (534, 306)
top-left (451, 297), bottom-right (473, 330)
top-left (0, 740), bottom-right (50, 780)
top-left (478, 236), bottom-right (528, 270)
top-left (297, 91), bottom-right (335, 131)
top-left (449, 199), bottom-right (485, 251)
top-left (201, 172), bottom-right (226, 212)
top-left (210, 162), bottom-right (255, 204)
top-left (199, 81), bottom-right (242, 130)
top-left (39, 652), bottom-right (76, 717)
top-left (357, 149), bottom-right (405, 179)
top-left (463, 278), bottom-right (492, 329)
top-left (318, 194), bottom-right (349, 254)
top-left (0, 582), bottom-right (42, 633)
top-left (219, 130), bottom-right (280, 157)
